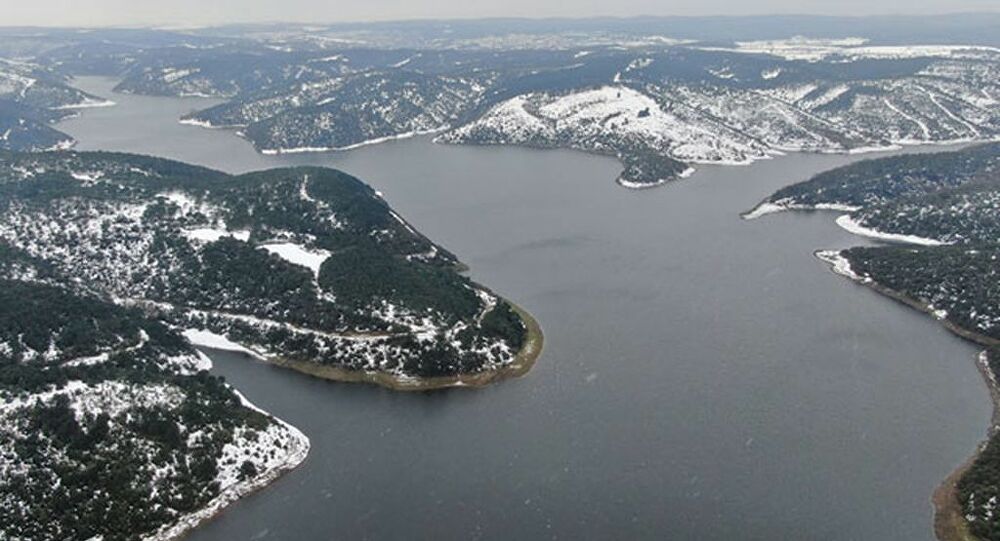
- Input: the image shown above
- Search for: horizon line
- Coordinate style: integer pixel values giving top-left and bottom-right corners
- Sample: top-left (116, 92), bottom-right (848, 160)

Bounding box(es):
top-left (3, 11), bottom-right (1000, 31)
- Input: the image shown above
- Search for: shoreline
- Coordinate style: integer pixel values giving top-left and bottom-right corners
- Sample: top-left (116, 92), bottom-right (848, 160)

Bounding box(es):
top-left (834, 214), bottom-right (948, 247)
top-left (266, 300), bottom-right (544, 391)
top-left (163, 304), bottom-right (540, 539)
top-left (742, 200), bottom-right (860, 220)
top-left (815, 250), bottom-right (1000, 541)
top-left (933, 352), bottom-right (1000, 541)
top-left (145, 389), bottom-right (311, 541)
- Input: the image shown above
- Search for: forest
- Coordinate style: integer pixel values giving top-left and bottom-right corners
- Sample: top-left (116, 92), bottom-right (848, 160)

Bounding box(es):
top-left (0, 249), bottom-right (297, 541)
top-left (0, 150), bottom-right (528, 381)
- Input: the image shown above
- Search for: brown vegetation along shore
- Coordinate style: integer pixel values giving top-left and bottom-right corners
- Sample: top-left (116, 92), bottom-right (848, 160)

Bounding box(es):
top-left (173, 303), bottom-right (541, 540)
top-left (268, 300), bottom-right (544, 391)
top-left (816, 252), bottom-right (1000, 541)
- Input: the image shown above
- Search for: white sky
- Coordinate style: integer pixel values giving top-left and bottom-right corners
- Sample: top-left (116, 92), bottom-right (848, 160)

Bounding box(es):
top-left (2, 0), bottom-right (998, 27)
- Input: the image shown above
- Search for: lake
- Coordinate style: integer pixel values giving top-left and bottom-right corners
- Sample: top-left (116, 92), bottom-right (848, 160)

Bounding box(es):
top-left (61, 76), bottom-right (988, 541)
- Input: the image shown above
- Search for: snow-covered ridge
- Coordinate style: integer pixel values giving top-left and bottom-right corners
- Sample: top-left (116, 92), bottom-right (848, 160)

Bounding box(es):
top-left (446, 55), bottom-right (999, 187)
top-left (112, 41), bottom-right (1000, 190)
top-left (470, 85), bottom-right (767, 165)
top-left (703, 37), bottom-right (1000, 62)
top-left (444, 85), bottom-right (774, 185)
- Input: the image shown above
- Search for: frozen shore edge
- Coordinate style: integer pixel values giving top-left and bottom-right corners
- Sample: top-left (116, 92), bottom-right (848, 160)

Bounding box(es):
top-left (834, 214), bottom-right (947, 246)
top-left (142, 387), bottom-right (311, 541)
top-left (741, 200), bottom-right (860, 220)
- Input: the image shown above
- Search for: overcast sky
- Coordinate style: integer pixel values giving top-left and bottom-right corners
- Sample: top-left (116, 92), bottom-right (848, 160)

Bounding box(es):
top-left (4, 0), bottom-right (999, 27)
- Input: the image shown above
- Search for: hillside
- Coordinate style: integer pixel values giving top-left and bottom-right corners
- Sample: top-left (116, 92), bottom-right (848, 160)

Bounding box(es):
top-left (0, 245), bottom-right (309, 541)
top-left (104, 42), bottom-right (1000, 187)
top-left (749, 142), bottom-right (1000, 244)
top-left (0, 151), bottom-right (532, 385)
top-left (7, 24), bottom-right (998, 188)
top-left (0, 59), bottom-right (110, 151)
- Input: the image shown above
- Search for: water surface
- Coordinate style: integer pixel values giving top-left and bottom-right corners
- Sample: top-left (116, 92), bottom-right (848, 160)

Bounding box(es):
top-left (61, 77), bottom-right (989, 541)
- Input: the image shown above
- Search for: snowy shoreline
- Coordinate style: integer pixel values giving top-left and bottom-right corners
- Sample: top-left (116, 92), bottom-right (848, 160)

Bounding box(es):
top-left (617, 167), bottom-right (697, 189)
top-left (182, 328), bottom-right (263, 359)
top-left (933, 351), bottom-right (999, 541)
top-left (143, 387), bottom-right (310, 541)
top-left (132, 331), bottom-right (313, 541)
top-left (814, 250), bottom-right (869, 283)
top-left (53, 98), bottom-right (117, 110)
top-left (742, 200), bottom-right (860, 220)
top-left (814, 249), bottom-right (972, 329)
top-left (834, 214), bottom-right (947, 246)
top-left (178, 117), bottom-right (230, 129)
top-left (156, 306), bottom-right (537, 537)
top-left (257, 127), bottom-right (448, 154)
top-left (179, 299), bottom-right (544, 393)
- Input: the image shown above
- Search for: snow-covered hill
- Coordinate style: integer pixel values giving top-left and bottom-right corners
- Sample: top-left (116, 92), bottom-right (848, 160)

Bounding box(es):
top-left (0, 151), bottom-right (530, 384)
top-left (0, 147), bottom-right (536, 540)
top-left (0, 59), bottom-right (111, 151)
top-left (111, 44), bottom-right (1000, 188)
top-left (0, 249), bottom-right (309, 541)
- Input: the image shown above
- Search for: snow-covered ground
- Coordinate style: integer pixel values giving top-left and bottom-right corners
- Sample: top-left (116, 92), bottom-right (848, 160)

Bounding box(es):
top-left (259, 242), bottom-right (331, 276)
top-left (142, 389), bottom-right (310, 541)
top-left (815, 250), bottom-right (870, 283)
top-left (702, 37), bottom-right (1000, 62)
top-left (448, 85), bottom-right (770, 167)
top-left (52, 98), bottom-right (116, 110)
top-left (181, 227), bottom-right (251, 243)
top-left (743, 200), bottom-right (861, 220)
top-left (182, 328), bottom-right (262, 358)
top-left (835, 214), bottom-right (948, 246)
top-left (259, 127), bottom-right (447, 154)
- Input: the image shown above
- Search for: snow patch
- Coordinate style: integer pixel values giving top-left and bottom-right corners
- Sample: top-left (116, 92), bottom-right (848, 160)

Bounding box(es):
top-left (742, 200), bottom-right (860, 220)
top-left (835, 214), bottom-right (948, 246)
top-left (259, 242), bottom-right (331, 277)
top-left (816, 250), bottom-right (869, 282)
top-left (53, 99), bottom-right (116, 110)
top-left (181, 227), bottom-right (251, 243)
top-left (178, 118), bottom-right (217, 129)
top-left (182, 329), bottom-right (261, 358)
top-left (703, 37), bottom-right (1000, 62)
top-left (260, 127), bottom-right (446, 154)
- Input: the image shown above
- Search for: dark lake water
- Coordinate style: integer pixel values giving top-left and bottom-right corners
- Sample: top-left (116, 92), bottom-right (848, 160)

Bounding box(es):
top-left (61, 77), bottom-right (989, 541)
